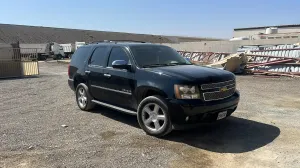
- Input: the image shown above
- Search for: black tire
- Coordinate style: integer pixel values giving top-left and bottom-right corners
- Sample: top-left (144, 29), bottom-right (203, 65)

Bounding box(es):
top-left (56, 54), bottom-right (63, 60)
top-left (137, 95), bottom-right (172, 137)
top-left (38, 55), bottom-right (47, 61)
top-left (75, 83), bottom-right (95, 111)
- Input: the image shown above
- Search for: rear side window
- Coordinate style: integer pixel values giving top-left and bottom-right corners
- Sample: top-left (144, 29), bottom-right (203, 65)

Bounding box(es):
top-left (89, 46), bottom-right (110, 67)
top-left (71, 47), bottom-right (91, 66)
top-left (107, 47), bottom-right (130, 67)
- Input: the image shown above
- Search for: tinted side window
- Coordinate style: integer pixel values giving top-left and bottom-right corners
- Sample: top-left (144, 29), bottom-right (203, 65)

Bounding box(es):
top-left (71, 47), bottom-right (90, 66)
top-left (89, 46), bottom-right (110, 67)
top-left (107, 47), bottom-right (130, 67)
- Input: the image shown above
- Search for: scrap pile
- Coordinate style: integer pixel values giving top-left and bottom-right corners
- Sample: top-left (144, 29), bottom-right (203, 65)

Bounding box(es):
top-left (178, 43), bottom-right (300, 78)
top-left (177, 51), bottom-right (232, 65)
top-left (239, 44), bottom-right (300, 77)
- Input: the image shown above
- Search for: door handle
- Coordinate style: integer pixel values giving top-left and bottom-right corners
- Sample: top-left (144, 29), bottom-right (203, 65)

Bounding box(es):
top-left (85, 70), bottom-right (91, 74)
top-left (104, 73), bottom-right (111, 78)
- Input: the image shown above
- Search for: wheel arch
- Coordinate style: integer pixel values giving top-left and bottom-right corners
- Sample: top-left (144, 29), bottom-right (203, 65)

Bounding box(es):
top-left (135, 86), bottom-right (168, 105)
top-left (73, 75), bottom-right (87, 89)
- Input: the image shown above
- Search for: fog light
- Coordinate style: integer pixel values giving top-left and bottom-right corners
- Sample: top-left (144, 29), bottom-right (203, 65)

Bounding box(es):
top-left (185, 116), bottom-right (189, 121)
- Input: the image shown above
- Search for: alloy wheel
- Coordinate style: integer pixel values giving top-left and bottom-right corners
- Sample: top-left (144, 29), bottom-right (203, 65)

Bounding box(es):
top-left (141, 103), bottom-right (166, 132)
top-left (77, 87), bottom-right (87, 108)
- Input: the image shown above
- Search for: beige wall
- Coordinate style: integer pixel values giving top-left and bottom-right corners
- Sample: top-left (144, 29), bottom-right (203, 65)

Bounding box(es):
top-left (162, 38), bottom-right (300, 53)
top-left (233, 26), bottom-right (300, 38)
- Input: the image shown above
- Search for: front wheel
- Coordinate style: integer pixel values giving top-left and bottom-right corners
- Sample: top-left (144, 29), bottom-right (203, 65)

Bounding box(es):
top-left (137, 95), bottom-right (172, 137)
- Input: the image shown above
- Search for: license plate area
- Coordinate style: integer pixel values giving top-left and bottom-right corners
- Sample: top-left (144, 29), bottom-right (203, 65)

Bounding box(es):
top-left (217, 111), bottom-right (227, 120)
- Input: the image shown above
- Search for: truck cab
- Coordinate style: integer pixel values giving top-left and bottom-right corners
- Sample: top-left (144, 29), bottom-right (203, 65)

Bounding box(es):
top-left (50, 42), bottom-right (65, 59)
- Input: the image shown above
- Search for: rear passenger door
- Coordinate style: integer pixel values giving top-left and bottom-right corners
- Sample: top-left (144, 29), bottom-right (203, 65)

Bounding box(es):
top-left (87, 46), bottom-right (111, 101)
top-left (102, 46), bottom-right (135, 109)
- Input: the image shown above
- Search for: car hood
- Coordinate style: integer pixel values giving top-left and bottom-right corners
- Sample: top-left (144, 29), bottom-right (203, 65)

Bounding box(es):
top-left (148, 65), bottom-right (235, 83)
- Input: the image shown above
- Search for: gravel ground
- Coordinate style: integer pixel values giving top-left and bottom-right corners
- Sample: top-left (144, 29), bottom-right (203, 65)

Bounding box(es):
top-left (0, 62), bottom-right (300, 168)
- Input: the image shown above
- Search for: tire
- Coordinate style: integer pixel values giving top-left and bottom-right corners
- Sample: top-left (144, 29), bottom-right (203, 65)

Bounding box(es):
top-left (56, 54), bottom-right (63, 60)
top-left (38, 55), bottom-right (46, 61)
top-left (75, 83), bottom-right (95, 111)
top-left (137, 95), bottom-right (172, 137)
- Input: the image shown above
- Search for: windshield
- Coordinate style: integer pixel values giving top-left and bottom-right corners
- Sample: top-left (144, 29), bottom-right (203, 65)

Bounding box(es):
top-left (130, 45), bottom-right (192, 67)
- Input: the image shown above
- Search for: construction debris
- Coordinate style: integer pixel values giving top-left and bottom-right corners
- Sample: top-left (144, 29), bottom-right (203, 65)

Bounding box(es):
top-left (178, 44), bottom-right (300, 77)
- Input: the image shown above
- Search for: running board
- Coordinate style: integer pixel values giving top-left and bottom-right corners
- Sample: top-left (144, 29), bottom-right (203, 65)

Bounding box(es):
top-left (92, 100), bottom-right (137, 115)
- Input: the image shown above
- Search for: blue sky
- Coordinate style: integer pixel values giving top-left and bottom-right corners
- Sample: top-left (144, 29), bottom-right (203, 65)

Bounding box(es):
top-left (0, 0), bottom-right (299, 38)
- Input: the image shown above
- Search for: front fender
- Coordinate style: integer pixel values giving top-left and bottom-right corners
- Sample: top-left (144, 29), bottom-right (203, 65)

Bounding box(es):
top-left (134, 85), bottom-right (169, 105)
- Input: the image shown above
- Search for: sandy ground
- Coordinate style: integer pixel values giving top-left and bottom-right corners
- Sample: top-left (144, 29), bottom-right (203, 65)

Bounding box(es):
top-left (0, 62), bottom-right (300, 168)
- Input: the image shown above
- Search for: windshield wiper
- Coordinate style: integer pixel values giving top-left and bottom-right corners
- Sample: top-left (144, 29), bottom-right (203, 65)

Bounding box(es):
top-left (166, 62), bottom-right (191, 66)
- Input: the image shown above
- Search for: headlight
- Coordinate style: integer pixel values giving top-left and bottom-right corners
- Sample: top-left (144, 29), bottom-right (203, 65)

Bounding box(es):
top-left (174, 85), bottom-right (200, 99)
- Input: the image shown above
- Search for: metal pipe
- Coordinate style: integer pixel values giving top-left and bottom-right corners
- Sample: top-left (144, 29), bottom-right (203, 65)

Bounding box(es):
top-left (245, 54), bottom-right (300, 60)
top-left (249, 48), bottom-right (300, 52)
top-left (246, 59), bottom-right (295, 69)
top-left (252, 70), bottom-right (300, 75)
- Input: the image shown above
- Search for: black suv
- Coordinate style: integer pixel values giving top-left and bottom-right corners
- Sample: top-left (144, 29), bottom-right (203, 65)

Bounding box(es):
top-left (68, 41), bottom-right (240, 137)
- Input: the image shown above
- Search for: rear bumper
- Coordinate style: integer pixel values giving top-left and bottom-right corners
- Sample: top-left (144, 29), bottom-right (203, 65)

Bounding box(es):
top-left (68, 79), bottom-right (75, 91)
top-left (168, 91), bottom-right (240, 128)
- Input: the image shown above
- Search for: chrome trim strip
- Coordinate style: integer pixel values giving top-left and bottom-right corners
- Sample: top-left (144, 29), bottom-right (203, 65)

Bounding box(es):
top-left (201, 80), bottom-right (235, 90)
top-left (91, 85), bottom-right (132, 95)
top-left (203, 86), bottom-right (236, 94)
top-left (68, 79), bottom-right (74, 82)
top-left (92, 100), bottom-right (136, 115)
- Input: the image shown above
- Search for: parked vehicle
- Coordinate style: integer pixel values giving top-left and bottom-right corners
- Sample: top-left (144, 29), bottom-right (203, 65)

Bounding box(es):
top-left (67, 41), bottom-right (240, 137)
top-left (75, 41), bottom-right (86, 50)
top-left (60, 43), bottom-right (74, 58)
top-left (19, 42), bottom-right (65, 60)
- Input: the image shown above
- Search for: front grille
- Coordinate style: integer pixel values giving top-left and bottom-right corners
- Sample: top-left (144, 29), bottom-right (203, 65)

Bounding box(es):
top-left (201, 80), bottom-right (236, 101)
top-left (201, 80), bottom-right (235, 90)
top-left (203, 87), bottom-right (236, 101)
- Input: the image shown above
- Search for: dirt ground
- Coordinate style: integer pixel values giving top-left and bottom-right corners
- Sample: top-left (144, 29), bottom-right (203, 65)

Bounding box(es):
top-left (0, 62), bottom-right (300, 168)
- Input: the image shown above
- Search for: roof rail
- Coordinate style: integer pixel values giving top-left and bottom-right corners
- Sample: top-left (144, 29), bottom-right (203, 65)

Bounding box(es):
top-left (109, 40), bottom-right (148, 43)
top-left (89, 40), bottom-right (112, 44)
top-left (89, 40), bottom-right (149, 44)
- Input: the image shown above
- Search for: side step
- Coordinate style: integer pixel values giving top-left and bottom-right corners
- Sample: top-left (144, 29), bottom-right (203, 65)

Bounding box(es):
top-left (92, 100), bottom-right (137, 115)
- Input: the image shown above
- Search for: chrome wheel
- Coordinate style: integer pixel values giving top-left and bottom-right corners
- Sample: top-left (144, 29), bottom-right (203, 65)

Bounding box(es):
top-left (141, 103), bottom-right (166, 132)
top-left (77, 87), bottom-right (87, 108)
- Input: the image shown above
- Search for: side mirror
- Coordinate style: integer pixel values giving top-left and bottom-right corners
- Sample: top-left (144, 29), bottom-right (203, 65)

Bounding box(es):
top-left (112, 60), bottom-right (131, 70)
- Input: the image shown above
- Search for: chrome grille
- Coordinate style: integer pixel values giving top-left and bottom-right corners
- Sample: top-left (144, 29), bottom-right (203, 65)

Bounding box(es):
top-left (201, 80), bottom-right (236, 101)
top-left (203, 87), bottom-right (235, 101)
top-left (201, 80), bottom-right (235, 90)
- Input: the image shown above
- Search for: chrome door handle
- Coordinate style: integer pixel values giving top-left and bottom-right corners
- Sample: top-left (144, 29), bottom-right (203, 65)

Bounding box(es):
top-left (85, 71), bottom-right (91, 74)
top-left (104, 73), bottom-right (111, 78)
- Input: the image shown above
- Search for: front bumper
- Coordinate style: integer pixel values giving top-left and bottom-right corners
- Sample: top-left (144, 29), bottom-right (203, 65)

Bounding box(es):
top-left (168, 91), bottom-right (240, 128)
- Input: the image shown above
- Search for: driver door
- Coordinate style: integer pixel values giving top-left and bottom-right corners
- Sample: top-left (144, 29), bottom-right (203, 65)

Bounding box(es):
top-left (101, 47), bottom-right (136, 110)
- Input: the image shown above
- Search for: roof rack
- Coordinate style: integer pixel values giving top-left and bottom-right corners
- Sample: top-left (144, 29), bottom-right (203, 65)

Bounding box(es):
top-left (110, 40), bottom-right (148, 43)
top-left (89, 40), bottom-right (148, 44)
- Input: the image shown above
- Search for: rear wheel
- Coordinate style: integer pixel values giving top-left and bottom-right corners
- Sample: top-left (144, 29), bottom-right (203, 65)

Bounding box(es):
top-left (75, 83), bottom-right (95, 111)
top-left (137, 95), bottom-right (172, 137)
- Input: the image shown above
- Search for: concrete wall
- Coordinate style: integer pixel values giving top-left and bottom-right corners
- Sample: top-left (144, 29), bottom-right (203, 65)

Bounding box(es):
top-left (233, 26), bottom-right (300, 38)
top-left (162, 38), bottom-right (300, 53)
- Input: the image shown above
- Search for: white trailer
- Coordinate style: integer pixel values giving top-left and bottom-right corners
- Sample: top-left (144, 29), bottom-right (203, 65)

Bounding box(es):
top-left (60, 43), bottom-right (74, 58)
top-left (75, 41), bottom-right (86, 50)
top-left (19, 42), bottom-right (65, 60)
